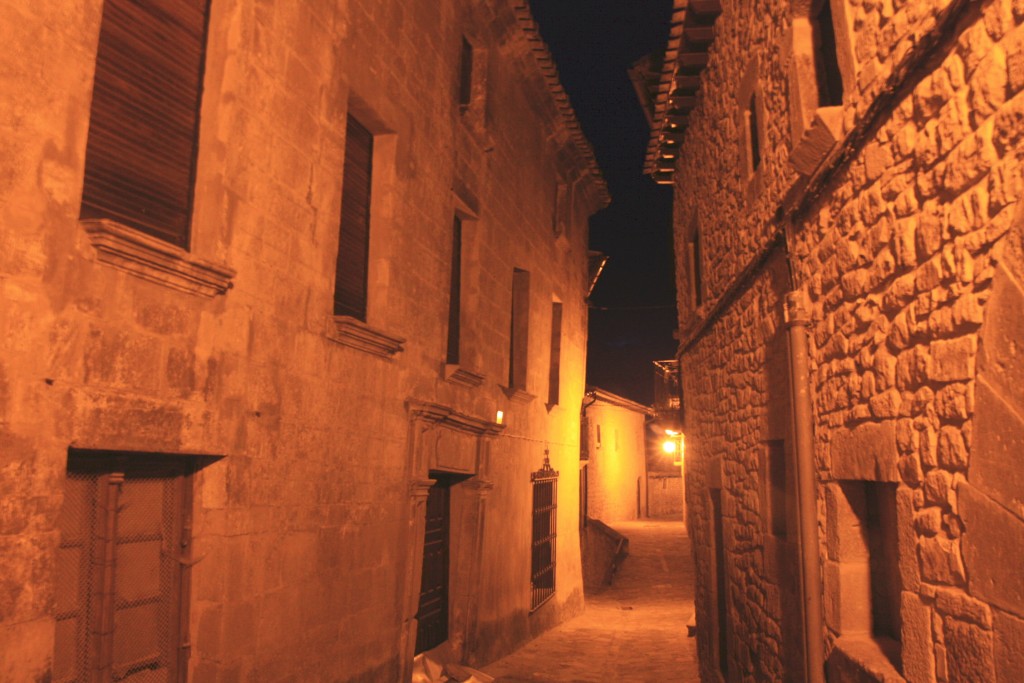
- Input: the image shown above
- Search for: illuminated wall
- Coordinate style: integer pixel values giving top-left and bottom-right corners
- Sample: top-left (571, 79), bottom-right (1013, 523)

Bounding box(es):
top-left (585, 390), bottom-right (651, 523)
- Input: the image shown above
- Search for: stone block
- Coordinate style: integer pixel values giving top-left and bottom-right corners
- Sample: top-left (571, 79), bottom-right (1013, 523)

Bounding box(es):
top-left (959, 481), bottom-right (1024, 616)
top-left (901, 591), bottom-right (937, 683)
top-left (971, 376), bottom-right (1024, 519)
top-left (936, 427), bottom-right (968, 470)
top-left (923, 469), bottom-right (953, 508)
top-left (831, 422), bottom-right (900, 482)
top-left (919, 535), bottom-right (958, 585)
top-left (928, 336), bottom-right (977, 382)
top-left (978, 262), bottom-right (1024, 410)
top-left (935, 586), bottom-right (993, 629)
top-left (993, 608), bottom-right (1024, 682)
top-left (943, 617), bottom-right (996, 683)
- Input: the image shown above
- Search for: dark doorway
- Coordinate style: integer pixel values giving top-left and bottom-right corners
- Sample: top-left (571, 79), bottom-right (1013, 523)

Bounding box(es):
top-left (415, 473), bottom-right (466, 653)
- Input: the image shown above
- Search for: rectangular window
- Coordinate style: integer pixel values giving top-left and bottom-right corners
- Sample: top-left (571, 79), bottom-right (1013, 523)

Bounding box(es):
top-left (812, 0), bottom-right (844, 107)
top-left (80, 0), bottom-right (211, 248)
top-left (530, 460), bottom-right (559, 611)
top-left (335, 115), bottom-right (374, 320)
top-left (54, 452), bottom-right (192, 683)
top-left (836, 480), bottom-right (903, 662)
top-left (459, 37), bottom-right (474, 108)
top-left (747, 95), bottom-right (761, 172)
top-left (446, 216), bottom-right (463, 364)
top-left (509, 269), bottom-right (531, 390)
top-left (553, 182), bottom-right (568, 236)
top-left (547, 301), bottom-right (562, 406)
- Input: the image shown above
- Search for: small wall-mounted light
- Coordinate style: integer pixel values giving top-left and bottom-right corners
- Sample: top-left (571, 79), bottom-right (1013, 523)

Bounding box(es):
top-left (662, 439), bottom-right (678, 455)
top-left (496, 410), bottom-right (504, 425)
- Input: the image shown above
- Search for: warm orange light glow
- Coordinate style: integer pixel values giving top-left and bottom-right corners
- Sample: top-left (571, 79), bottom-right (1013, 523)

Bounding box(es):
top-left (662, 439), bottom-right (677, 455)
top-left (496, 410), bottom-right (504, 425)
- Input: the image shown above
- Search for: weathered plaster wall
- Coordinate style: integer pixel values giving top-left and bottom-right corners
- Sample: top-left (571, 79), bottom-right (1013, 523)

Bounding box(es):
top-left (0, 1), bottom-right (605, 681)
top-left (673, 0), bottom-right (1024, 681)
top-left (585, 400), bottom-right (649, 523)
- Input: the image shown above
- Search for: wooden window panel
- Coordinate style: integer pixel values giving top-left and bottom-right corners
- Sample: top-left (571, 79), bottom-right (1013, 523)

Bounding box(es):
top-left (334, 115), bottom-right (374, 320)
top-left (747, 96), bottom-right (761, 172)
top-left (459, 37), bottom-right (473, 108)
top-left (547, 302), bottom-right (562, 406)
top-left (80, 0), bottom-right (211, 249)
top-left (446, 216), bottom-right (462, 364)
top-left (509, 269), bottom-right (530, 389)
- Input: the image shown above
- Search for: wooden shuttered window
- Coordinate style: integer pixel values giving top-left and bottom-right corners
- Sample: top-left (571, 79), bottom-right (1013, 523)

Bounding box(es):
top-left (446, 216), bottom-right (463, 364)
top-left (509, 269), bottom-right (530, 389)
top-left (334, 115), bottom-right (374, 320)
top-left (80, 0), bottom-right (211, 249)
top-left (547, 301), bottom-right (562, 406)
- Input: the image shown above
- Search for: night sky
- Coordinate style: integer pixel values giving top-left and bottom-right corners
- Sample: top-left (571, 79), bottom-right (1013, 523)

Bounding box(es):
top-left (531, 0), bottom-right (677, 406)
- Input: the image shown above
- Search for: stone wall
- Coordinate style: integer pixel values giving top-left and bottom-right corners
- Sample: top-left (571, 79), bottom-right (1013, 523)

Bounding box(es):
top-left (0, 1), bottom-right (606, 681)
top-left (670, 0), bottom-right (1024, 681)
top-left (647, 471), bottom-right (685, 519)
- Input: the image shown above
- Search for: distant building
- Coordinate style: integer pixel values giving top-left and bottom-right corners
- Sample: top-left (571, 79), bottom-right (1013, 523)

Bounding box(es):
top-left (582, 387), bottom-right (653, 523)
top-left (642, 1), bottom-right (1024, 682)
top-left (0, 1), bottom-right (607, 681)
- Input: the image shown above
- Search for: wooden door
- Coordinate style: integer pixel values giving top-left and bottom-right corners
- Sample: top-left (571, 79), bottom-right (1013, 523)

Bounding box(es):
top-left (415, 482), bottom-right (450, 653)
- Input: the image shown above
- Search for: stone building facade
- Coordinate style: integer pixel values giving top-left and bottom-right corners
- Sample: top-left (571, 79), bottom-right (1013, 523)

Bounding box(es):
top-left (643, 0), bottom-right (1024, 681)
top-left (0, 1), bottom-right (607, 681)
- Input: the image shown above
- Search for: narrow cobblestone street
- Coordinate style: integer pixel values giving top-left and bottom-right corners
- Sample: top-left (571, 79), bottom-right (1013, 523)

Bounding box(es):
top-left (483, 519), bottom-right (698, 682)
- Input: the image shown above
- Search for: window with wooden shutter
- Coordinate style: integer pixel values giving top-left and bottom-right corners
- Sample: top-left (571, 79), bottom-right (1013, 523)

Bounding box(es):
top-left (446, 215), bottom-right (463, 364)
top-left (509, 269), bottom-right (530, 390)
top-left (458, 37), bottom-right (473, 109)
top-left (547, 301), bottom-right (562, 406)
top-left (54, 452), bottom-right (193, 683)
top-left (334, 115), bottom-right (374, 320)
top-left (80, 0), bottom-right (211, 249)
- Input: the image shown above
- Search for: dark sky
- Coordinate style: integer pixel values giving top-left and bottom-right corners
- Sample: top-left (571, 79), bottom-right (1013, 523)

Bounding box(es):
top-left (531, 0), bottom-right (677, 405)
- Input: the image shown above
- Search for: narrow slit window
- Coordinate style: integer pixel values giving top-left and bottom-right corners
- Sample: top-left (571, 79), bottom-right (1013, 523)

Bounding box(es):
top-left (459, 37), bottom-right (473, 108)
top-left (509, 269), bottom-right (531, 390)
top-left (80, 0), bottom-right (211, 248)
top-left (547, 301), bottom-right (562, 406)
top-left (812, 0), bottom-right (844, 107)
top-left (446, 216), bottom-right (463, 364)
top-left (690, 228), bottom-right (704, 307)
top-left (747, 95), bottom-right (761, 172)
top-left (335, 115), bottom-right (374, 320)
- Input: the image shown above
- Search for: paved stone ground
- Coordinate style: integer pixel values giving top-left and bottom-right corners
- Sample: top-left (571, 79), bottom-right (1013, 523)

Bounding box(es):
top-left (483, 519), bottom-right (699, 682)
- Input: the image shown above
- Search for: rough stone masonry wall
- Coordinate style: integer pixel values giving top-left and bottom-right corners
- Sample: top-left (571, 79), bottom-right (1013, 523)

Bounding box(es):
top-left (673, 0), bottom-right (1024, 681)
top-left (0, 0), bottom-right (603, 681)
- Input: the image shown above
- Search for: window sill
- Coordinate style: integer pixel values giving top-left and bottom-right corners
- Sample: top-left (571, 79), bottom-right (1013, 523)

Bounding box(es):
top-left (444, 363), bottom-right (484, 387)
top-left (789, 105), bottom-right (844, 177)
top-left (328, 316), bottom-right (405, 358)
top-left (82, 219), bottom-right (235, 297)
top-left (828, 635), bottom-right (903, 682)
top-left (501, 386), bottom-right (535, 404)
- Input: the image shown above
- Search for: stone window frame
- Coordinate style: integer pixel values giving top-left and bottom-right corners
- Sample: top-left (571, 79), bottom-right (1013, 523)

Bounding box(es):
top-left (443, 190), bottom-right (485, 387)
top-left (685, 212), bottom-right (704, 314)
top-left (326, 94), bottom-right (405, 359)
top-left (80, 0), bottom-right (235, 298)
top-left (825, 430), bottom-right (909, 680)
top-left (457, 31), bottom-right (488, 133)
top-left (54, 449), bottom-right (217, 683)
top-left (786, 0), bottom-right (857, 177)
top-left (530, 457), bottom-right (559, 612)
top-left (736, 58), bottom-right (766, 202)
top-left (503, 268), bottom-right (535, 403)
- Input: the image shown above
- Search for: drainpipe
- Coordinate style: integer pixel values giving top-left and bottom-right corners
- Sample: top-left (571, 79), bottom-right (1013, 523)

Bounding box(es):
top-left (785, 291), bottom-right (825, 683)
